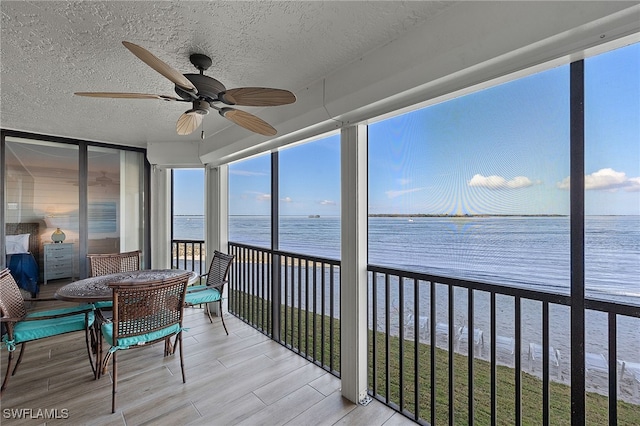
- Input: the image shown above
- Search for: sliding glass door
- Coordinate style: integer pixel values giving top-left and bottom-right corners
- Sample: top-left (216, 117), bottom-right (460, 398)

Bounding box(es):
top-left (87, 146), bottom-right (144, 256)
top-left (3, 135), bottom-right (145, 280)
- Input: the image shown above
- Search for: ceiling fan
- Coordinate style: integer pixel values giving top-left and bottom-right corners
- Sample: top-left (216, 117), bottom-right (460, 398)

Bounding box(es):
top-left (68, 172), bottom-right (119, 186)
top-left (75, 41), bottom-right (296, 137)
top-left (90, 172), bottom-right (118, 187)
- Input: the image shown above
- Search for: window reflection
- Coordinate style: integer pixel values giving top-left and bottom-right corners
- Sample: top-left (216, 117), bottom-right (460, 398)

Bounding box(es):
top-left (88, 146), bottom-right (144, 255)
top-left (5, 138), bottom-right (79, 276)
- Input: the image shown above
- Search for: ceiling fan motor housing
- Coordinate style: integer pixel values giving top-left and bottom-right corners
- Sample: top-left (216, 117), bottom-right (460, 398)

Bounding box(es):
top-left (176, 74), bottom-right (226, 103)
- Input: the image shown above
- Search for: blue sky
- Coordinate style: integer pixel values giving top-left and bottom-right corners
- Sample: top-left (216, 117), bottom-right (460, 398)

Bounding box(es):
top-left (173, 169), bottom-right (205, 215)
top-left (176, 43), bottom-right (639, 216)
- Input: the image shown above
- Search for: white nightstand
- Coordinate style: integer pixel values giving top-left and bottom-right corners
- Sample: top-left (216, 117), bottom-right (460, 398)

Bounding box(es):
top-left (44, 242), bottom-right (74, 284)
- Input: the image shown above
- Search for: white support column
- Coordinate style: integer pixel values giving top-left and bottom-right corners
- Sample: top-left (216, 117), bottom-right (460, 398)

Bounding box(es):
top-left (205, 164), bottom-right (229, 316)
top-left (340, 124), bottom-right (369, 404)
top-left (205, 164), bottom-right (229, 255)
top-left (150, 166), bottom-right (171, 269)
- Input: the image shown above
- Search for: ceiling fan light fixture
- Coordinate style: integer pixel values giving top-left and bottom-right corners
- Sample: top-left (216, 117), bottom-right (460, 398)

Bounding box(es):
top-left (187, 100), bottom-right (210, 115)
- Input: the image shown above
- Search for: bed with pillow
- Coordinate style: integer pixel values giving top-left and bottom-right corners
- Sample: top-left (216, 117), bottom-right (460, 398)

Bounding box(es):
top-left (5, 223), bottom-right (40, 297)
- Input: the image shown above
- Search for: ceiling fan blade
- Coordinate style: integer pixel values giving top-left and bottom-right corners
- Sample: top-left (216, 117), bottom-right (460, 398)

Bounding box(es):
top-left (176, 111), bottom-right (203, 136)
top-left (74, 92), bottom-right (181, 101)
top-left (122, 41), bottom-right (196, 93)
top-left (218, 88), bottom-right (296, 107)
top-left (219, 108), bottom-right (277, 136)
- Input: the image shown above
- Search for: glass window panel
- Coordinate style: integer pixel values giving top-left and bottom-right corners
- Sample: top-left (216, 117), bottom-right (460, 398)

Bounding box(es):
top-left (172, 169), bottom-right (205, 241)
top-left (87, 146), bottom-right (144, 256)
top-left (584, 43), bottom-right (640, 301)
top-left (584, 42), bottom-right (640, 412)
top-left (368, 65), bottom-right (571, 419)
top-left (5, 137), bottom-right (79, 276)
top-left (368, 65), bottom-right (570, 290)
top-left (278, 134), bottom-right (341, 258)
top-left (228, 153), bottom-right (271, 248)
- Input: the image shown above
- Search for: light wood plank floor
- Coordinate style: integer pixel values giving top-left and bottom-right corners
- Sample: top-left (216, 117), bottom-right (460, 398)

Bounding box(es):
top-left (2, 281), bottom-right (414, 425)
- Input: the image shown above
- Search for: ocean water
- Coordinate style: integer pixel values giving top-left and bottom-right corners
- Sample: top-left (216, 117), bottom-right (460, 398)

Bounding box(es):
top-left (173, 215), bottom-right (640, 304)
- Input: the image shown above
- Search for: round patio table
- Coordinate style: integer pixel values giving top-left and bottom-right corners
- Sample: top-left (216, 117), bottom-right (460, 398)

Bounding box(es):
top-left (54, 269), bottom-right (199, 303)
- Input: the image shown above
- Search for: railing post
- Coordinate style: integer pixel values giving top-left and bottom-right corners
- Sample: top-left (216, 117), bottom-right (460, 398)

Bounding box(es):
top-left (570, 59), bottom-right (585, 425)
top-left (271, 152), bottom-right (281, 341)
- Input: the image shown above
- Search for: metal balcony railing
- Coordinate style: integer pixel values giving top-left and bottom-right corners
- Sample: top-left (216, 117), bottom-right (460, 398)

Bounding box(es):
top-left (368, 264), bottom-right (640, 425)
top-left (219, 242), bottom-right (639, 424)
top-left (228, 242), bottom-right (341, 376)
top-left (171, 239), bottom-right (206, 276)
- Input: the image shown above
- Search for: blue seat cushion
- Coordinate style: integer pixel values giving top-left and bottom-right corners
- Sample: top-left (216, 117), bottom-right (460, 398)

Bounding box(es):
top-left (101, 322), bottom-right (181, 348)
top-left (184, 287), bottom-right (221, 305)
top-left (3, 307), bottom-right (94, 345)
top-left (26, 304), bottom-right (95, 318)
top-left (93, 301), bottom-right (113, 310)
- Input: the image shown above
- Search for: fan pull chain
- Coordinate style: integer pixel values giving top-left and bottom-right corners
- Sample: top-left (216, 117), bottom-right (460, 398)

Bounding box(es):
top-left (200, 119), bottom-right (205, 140)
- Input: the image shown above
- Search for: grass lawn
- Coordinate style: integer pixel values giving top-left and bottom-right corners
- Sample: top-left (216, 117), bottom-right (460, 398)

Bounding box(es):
top-left (370, 331), bottom-right (640, 425)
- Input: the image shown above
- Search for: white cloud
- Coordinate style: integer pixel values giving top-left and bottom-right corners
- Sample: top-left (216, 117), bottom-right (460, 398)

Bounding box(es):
top-left (320, 200), bottom-right (336, 205)
top-left (397, 178), bottom-right (412, 186)
top-left (556, 176), bottom-right (571, 190)
top-left (557, 168), bottom-right (640, 191)
top-left (281, 197), bottom-right (292, 203)
top-left (468, 174), bottom-right (534, 189)
top-left (245, 191), bottom-right (271, 201)
top-left (385, 187), bottom-right (425, 198)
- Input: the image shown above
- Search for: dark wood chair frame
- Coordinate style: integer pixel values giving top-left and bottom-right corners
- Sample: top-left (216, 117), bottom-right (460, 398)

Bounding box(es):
top-left (184, 250), bottom-right (234, 334)
top-left (101, 272), bottom-right (190, 413)
top-left (86, 249), bottom-right (141, 377)
top-left (0, 268), bottom-right (95, 396)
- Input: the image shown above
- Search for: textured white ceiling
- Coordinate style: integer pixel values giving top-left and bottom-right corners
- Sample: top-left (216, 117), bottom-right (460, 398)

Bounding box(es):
top-left (1, 1), bottom-right (455, 148)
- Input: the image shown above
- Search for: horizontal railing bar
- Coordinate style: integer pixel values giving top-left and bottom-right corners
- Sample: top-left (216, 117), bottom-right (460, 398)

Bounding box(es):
top-left (368, 264), bottom-right (571, 305)
top-left (368, 264), bottom-right (639, 315)
top-left (586, 298), bottom-right (640, 317)
top-left (229, 241), bottom-right (341, 266)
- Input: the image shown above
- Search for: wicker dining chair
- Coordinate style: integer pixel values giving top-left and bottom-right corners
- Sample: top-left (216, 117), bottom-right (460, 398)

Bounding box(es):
top-left (100, 272), bottom-right (190, 413)
top-left (87, 250), bottom-right (142, 373)
top-left (87, 250), bottom-right (141, 277)
top-left (183, 250), bottom-right (234, 334)
top-left (0, 268), bottom-right (96, 395)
